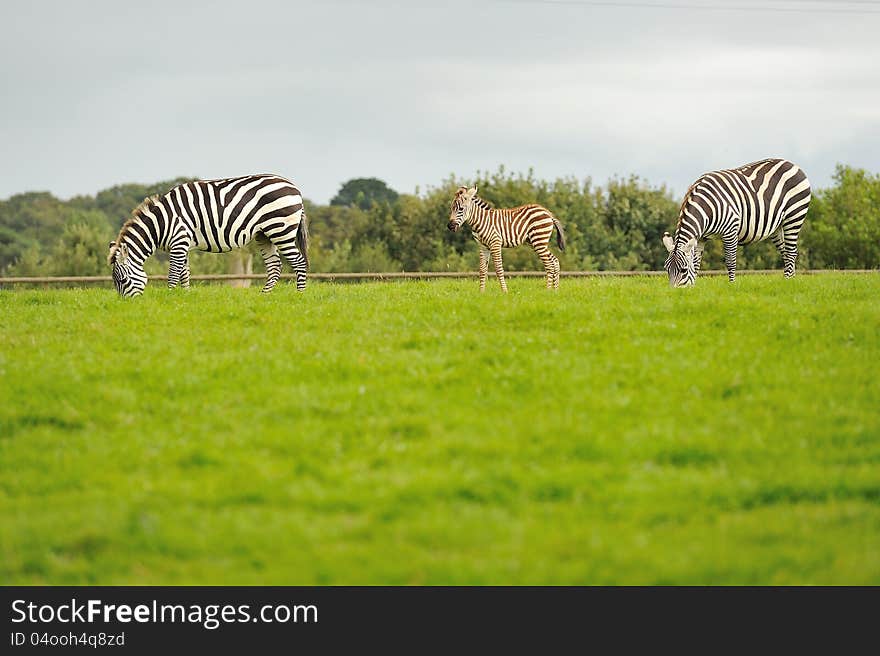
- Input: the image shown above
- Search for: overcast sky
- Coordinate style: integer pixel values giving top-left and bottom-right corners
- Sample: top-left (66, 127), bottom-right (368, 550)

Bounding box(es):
top-left (1, 0), bottom-right (879, 205)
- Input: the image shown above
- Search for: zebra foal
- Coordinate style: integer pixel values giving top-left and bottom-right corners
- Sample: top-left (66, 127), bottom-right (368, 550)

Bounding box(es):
top-left (108, 174), bottom-right (309, 297)
top-left (663, 158), bottom-right (811, 287)
top-left (447, 186), bottom-right (566, 292)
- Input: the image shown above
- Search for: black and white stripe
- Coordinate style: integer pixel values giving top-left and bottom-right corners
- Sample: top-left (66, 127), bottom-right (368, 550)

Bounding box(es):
top-left (108, 174), bottom-right (308, 296)
top-left (447, 186), bottom-right (566, 292)
top-left (662, 158), bottom-right (811, 287)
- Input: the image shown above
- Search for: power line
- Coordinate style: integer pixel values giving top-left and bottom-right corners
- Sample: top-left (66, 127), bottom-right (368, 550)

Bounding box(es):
top-left (500, 0), bottom-right (880, 14)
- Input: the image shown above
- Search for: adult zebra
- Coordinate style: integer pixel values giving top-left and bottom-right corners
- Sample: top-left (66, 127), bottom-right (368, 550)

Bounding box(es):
top-left (108, 174), bottom-right (309, 296)
top-left (663, 158), bottom-right (811, 287)
top-left (447, 186), bottom-right (566, 292)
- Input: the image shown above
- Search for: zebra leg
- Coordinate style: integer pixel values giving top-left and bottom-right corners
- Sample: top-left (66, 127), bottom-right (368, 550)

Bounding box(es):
top-left (780, 210), bottom-right (807, 278)
top-left (479, 248), bottom-right (489, 292)
top-left (693, 241), bottom-right (705, 278)
top-left (772, 228), bottom-right (797, 277)
top-left (278, 244), bottom-right (308, 292)
top-left (549, 248), bottom-right (561, 289)
top-left (722, 234), bottom-right (738, 282)
top-left (783, 238), bottom-right (799, 279)
top-left (256, 233), bottom-right (282, 293)
top-left (533, 244), bottom-right (555, 289)
top-left (771, 229), bottom-right (785, 262)
top-left (781, 227), bottom-right (800, 278)
top-left (168, 249), bottom-right (188, 289)
top-left (490, 243), bottom-right (508, 293)
top-left (180, 255), bottom-right (191, 289)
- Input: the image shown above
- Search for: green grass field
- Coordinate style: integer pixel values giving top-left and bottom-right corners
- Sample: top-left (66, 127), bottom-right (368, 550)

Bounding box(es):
top-left (1, 274), bottom-right (879, 584)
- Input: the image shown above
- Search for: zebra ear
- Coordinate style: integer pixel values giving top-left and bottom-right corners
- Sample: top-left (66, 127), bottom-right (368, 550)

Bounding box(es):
top-left (682, 237), bottom-right (697, 255)
top-left (662, 232), bottom-right (674, 253)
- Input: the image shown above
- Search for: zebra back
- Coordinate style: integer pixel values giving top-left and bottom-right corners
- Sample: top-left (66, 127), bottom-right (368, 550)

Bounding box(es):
top-left (676, 158), bottom-right (811, 246)
top-left (470, 199), bottom-right (564, 251)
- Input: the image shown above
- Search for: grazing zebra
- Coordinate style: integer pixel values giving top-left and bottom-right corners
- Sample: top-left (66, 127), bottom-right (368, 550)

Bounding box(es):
top-left (108, 174), bottom-right (309, 297)
top-left (447, 186), bottom-right (566, 292)
top-left (663, 158), bottom-right (811, 287)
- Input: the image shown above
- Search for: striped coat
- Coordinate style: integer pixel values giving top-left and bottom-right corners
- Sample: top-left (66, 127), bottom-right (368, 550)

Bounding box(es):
top-left (108, 174), bottom-right (308, 296)
top-left (447, 186), bottom-right (566, 292)
top-left (662, 158), bottom-right (811, 287)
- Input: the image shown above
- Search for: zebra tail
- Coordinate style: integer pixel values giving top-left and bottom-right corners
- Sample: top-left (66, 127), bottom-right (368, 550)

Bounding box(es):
top-left (297, 209), bottom-right (310, 269)
top-left (553, 216), bottom-right (567, 252)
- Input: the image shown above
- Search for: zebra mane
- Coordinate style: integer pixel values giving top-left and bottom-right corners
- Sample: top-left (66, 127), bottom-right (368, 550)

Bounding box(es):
top-left (473, 196), bottom-right (492, 209)
top-left (108, 195), bottom-right (160, 263)
top-left (674, 182), bottom-right (698, 234)
top-left (733, 157), bottom-right (776, 174)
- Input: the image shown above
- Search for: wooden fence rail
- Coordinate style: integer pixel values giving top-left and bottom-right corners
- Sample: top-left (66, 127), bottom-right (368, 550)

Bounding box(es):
top-left (0, 270), bottom-right (876, 285)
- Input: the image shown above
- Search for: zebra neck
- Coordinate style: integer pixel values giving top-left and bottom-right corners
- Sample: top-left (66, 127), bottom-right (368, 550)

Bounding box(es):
top-left (122, 235), bottom-right (151, 266)
top-left (676, 213), bottom-right (706, 246)
top-left (468, 199), bottom-right (494, 227)
top-left (120, 216), bottom-right (159, 264)
top-left (135, 193), bottom-right (183, 254)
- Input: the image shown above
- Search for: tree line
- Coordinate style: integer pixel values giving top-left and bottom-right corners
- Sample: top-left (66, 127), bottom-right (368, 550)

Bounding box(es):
top-left (1, 165), bottom-right (878, 279)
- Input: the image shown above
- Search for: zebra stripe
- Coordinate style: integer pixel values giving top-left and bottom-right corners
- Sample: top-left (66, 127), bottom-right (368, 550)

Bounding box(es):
top-left (108, 174), bottom-right (309, 297)
top-left (447, 186), bottom-right (566, 292)
top-left (663, 158), bottom-right (811, 287)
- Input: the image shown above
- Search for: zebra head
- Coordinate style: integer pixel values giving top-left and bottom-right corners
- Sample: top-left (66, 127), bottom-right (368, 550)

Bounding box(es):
top-left (108, 241), bottom-right (147, 297)
top-left (447, 186), bottom-right (478, 232)
top-left (662, 232), bottom-right (697, 288)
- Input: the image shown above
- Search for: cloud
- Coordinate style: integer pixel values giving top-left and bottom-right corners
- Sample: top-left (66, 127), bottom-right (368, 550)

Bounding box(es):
top-left (0, 1), bottom-right (878, 202)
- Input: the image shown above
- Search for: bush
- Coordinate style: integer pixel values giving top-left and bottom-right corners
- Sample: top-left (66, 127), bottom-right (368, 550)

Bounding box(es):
top-left (2, 167), bottom-right (877, 277)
